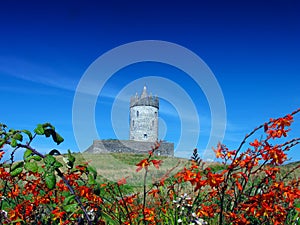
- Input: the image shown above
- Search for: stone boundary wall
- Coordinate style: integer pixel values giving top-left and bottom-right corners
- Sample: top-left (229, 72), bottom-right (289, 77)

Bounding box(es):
top-left (85, 140), bottom-right (174, 157)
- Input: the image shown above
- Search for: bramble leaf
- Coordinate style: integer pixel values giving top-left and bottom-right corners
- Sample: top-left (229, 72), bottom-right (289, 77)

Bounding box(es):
top-left (44, 154), bottom-right (56, 166)
top-left (54, 161), bottom-right (63, 169)
top-left (63, 149), bottom-right (75, 169)
top-left (10, 167), bottom-right (23, 177)
top-left (10, 138), bottom-right (17, 147)
top-left (23, 149), bottom-right (32, 161)
top-left (11, 161), bottom-right (24, 171)
top-left (63, 195), bottom-right (75, 205)
top-left (13, 133), bottom-right (23, 142)
top-left (53, 132), bottom-right (64, 145)
top-left (88, 173), bottom-right (96, 185)
top-left (27, 155), bottom-right (42, 161)
top-left (34, 124), bottom-right (44, 135)
top-left (24, 162), bottom-right (38, 173)
top-left (44, 129), bottom-right (53, 138)
top-left (22, 129), bottom-right (33, 140)
top-left (43, 128), bottom-right (64, 145)
top-left (63, 203), bottom-right (78, 212)
top-left (45, 172), bottom-right (56, 189)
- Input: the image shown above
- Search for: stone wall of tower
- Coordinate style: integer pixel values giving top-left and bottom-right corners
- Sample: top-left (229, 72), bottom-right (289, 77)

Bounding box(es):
top-left (129, 86), bottom-right (159, 142)
top-left (130, 105), bottom-right (158, 141)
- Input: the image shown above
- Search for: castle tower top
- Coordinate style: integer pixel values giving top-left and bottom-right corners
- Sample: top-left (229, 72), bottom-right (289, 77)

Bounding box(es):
top-left (130, 85), bottom-right (159, 109)
top-left (141, 85), bottom-right (148, 98)
top-left (129, 86), bottom-right (159, 142)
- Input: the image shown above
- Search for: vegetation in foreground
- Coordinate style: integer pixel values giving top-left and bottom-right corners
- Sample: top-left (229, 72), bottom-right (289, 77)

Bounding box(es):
top-left (0, 109), bottom-right (300, 224)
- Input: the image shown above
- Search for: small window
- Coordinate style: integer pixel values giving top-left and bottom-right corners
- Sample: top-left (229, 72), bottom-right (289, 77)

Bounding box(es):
top-left (137, 111), bottom-right (139, 117)
top-left (155, 111), bottom-right (157, 116)
top-left (152, 120), bottom-right (154, 126)
top-left (132, 120), bottom-right (135, 127)
top-left (144, 133), bottom-right (147, 139)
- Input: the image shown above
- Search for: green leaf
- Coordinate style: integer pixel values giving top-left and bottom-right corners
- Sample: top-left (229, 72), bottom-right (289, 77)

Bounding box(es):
top-left (64, 150), bottom-right (75, 169)
top-left (0, 140), bottom-right (5, 148)
top-left (88, 173), bottom-right (96, 185)
top-left (77, 180), bottom-right (85, 186)
top-left (23, 149), bottom-right (32, 161)
top-left (13, 133), bottom-right (23, 142)
top-left (67, 149), bottom-right (75, 163)
top-left (42, 123), bottom-right (55, 130)
top-left (10, 167), bottom-right (23, 177)
top-left (44, 154), bottom-right (56, 166)
top-left (34, 124), bottom-right (44, 135)
top-left (53, 132), bottom-right (64, 145)
top-left (43, 128), bottom-right (64, 145)
top-left (24, 162), bottom-right (38, 172)
top-left (63, 195), bottom-right (75, 205)
top-left (44, 129), bottom-right (53, 138)
top-left (22, 129), bottom-right (32, 140)
top-left (38, 166), bottom-right (45, 174)
top-left (11, 161), bottom-right (24, 171)
top-left (26, 155), bottom-right (42, 161)
top-left (10, 138), bottom-right (17, 147)
top-left (45, 172), bottom-right (56, 189)
top-left (54, 161), bottom-right (63, 169)
top-left (63, 203), bottom-right (78, 213)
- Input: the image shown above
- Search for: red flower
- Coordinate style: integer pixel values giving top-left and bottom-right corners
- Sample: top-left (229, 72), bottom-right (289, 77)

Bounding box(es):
top-left (117, 177), bottom-right (127, 186)
top-left (151, 159), bottom-right (162, 169)
top-left (206, 172), bottom-right (224, 188)
top-left (136, 159), bottom-right (150, 172)
top-left (250, 139), bottom-right (260, 148)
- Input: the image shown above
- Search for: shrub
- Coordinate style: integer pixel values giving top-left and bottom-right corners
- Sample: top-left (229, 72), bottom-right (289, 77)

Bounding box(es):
top-left (0, 109), bottom-right (299, 224)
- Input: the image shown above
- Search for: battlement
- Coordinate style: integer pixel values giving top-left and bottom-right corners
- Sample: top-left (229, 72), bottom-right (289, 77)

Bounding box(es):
top-left (130, 95), bottom-right (159, 108)
top-left (130, 86), bottom-right (159, 109)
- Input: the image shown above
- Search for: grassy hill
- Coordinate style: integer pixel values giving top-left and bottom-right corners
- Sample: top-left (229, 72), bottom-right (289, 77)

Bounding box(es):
top-left (77, 152), bottom-right (189, 187)
top-left (72, 153), bottom-right (300, 187)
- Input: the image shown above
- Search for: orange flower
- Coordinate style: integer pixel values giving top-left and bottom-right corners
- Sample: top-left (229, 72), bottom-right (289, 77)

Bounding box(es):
top-left (206, 172), bottom-right (224, 188)
top-left (213, 143), bottom-right (224, 158)
top-left (52, 207), bottom-right (66, 224)
top-left (250, 139), bottom-right (260, 148)
top-left (151, 159), bottom-right (162, 169)
top-left (9, 204), bottom-right (24, 221)
top-left (148, 189), bottom-right (160, 198)
top-left (117, 177), bottom-right (127, 186)
top-left (143, 207), bottom-right (155, 222)
top-left (7, 184), bottom-right (20, 198)
top-left (136, 159), bottom-right (150, 172)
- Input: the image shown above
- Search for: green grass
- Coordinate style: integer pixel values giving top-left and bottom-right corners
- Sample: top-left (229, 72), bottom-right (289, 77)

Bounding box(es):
top-left (78, 152), bottom-right (188, 187)
top-left (62, 153), bottom-right (300, 188)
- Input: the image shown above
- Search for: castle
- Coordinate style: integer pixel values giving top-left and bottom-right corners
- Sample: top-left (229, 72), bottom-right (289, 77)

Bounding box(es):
top-left (129, 85), bottom-right (159, 142)
top-left (85, 86), bottom-right (174, 156)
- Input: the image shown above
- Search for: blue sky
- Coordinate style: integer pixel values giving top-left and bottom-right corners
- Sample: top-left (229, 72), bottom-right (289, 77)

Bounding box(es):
top-left (1, 0), bottom-right (299, 161)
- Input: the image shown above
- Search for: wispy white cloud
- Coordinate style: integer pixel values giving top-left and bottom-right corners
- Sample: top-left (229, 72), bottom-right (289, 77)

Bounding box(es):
top-left (0, 56), bottom-right (77, 92)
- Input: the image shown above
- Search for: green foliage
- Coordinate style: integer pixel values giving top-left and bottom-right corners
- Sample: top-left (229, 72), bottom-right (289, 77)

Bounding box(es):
top-left (24, 161), bottom-right (38, 172)
top-left (34, 123), bottom-right (64, 144)
top-left (1, 110), bottom-right (300, 225)
top-left (45, 172), bottom-right (56, 189)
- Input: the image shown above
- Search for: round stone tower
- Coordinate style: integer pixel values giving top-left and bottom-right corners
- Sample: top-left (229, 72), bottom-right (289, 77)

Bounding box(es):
top-left (129, 85), bottom-right (159, 142)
